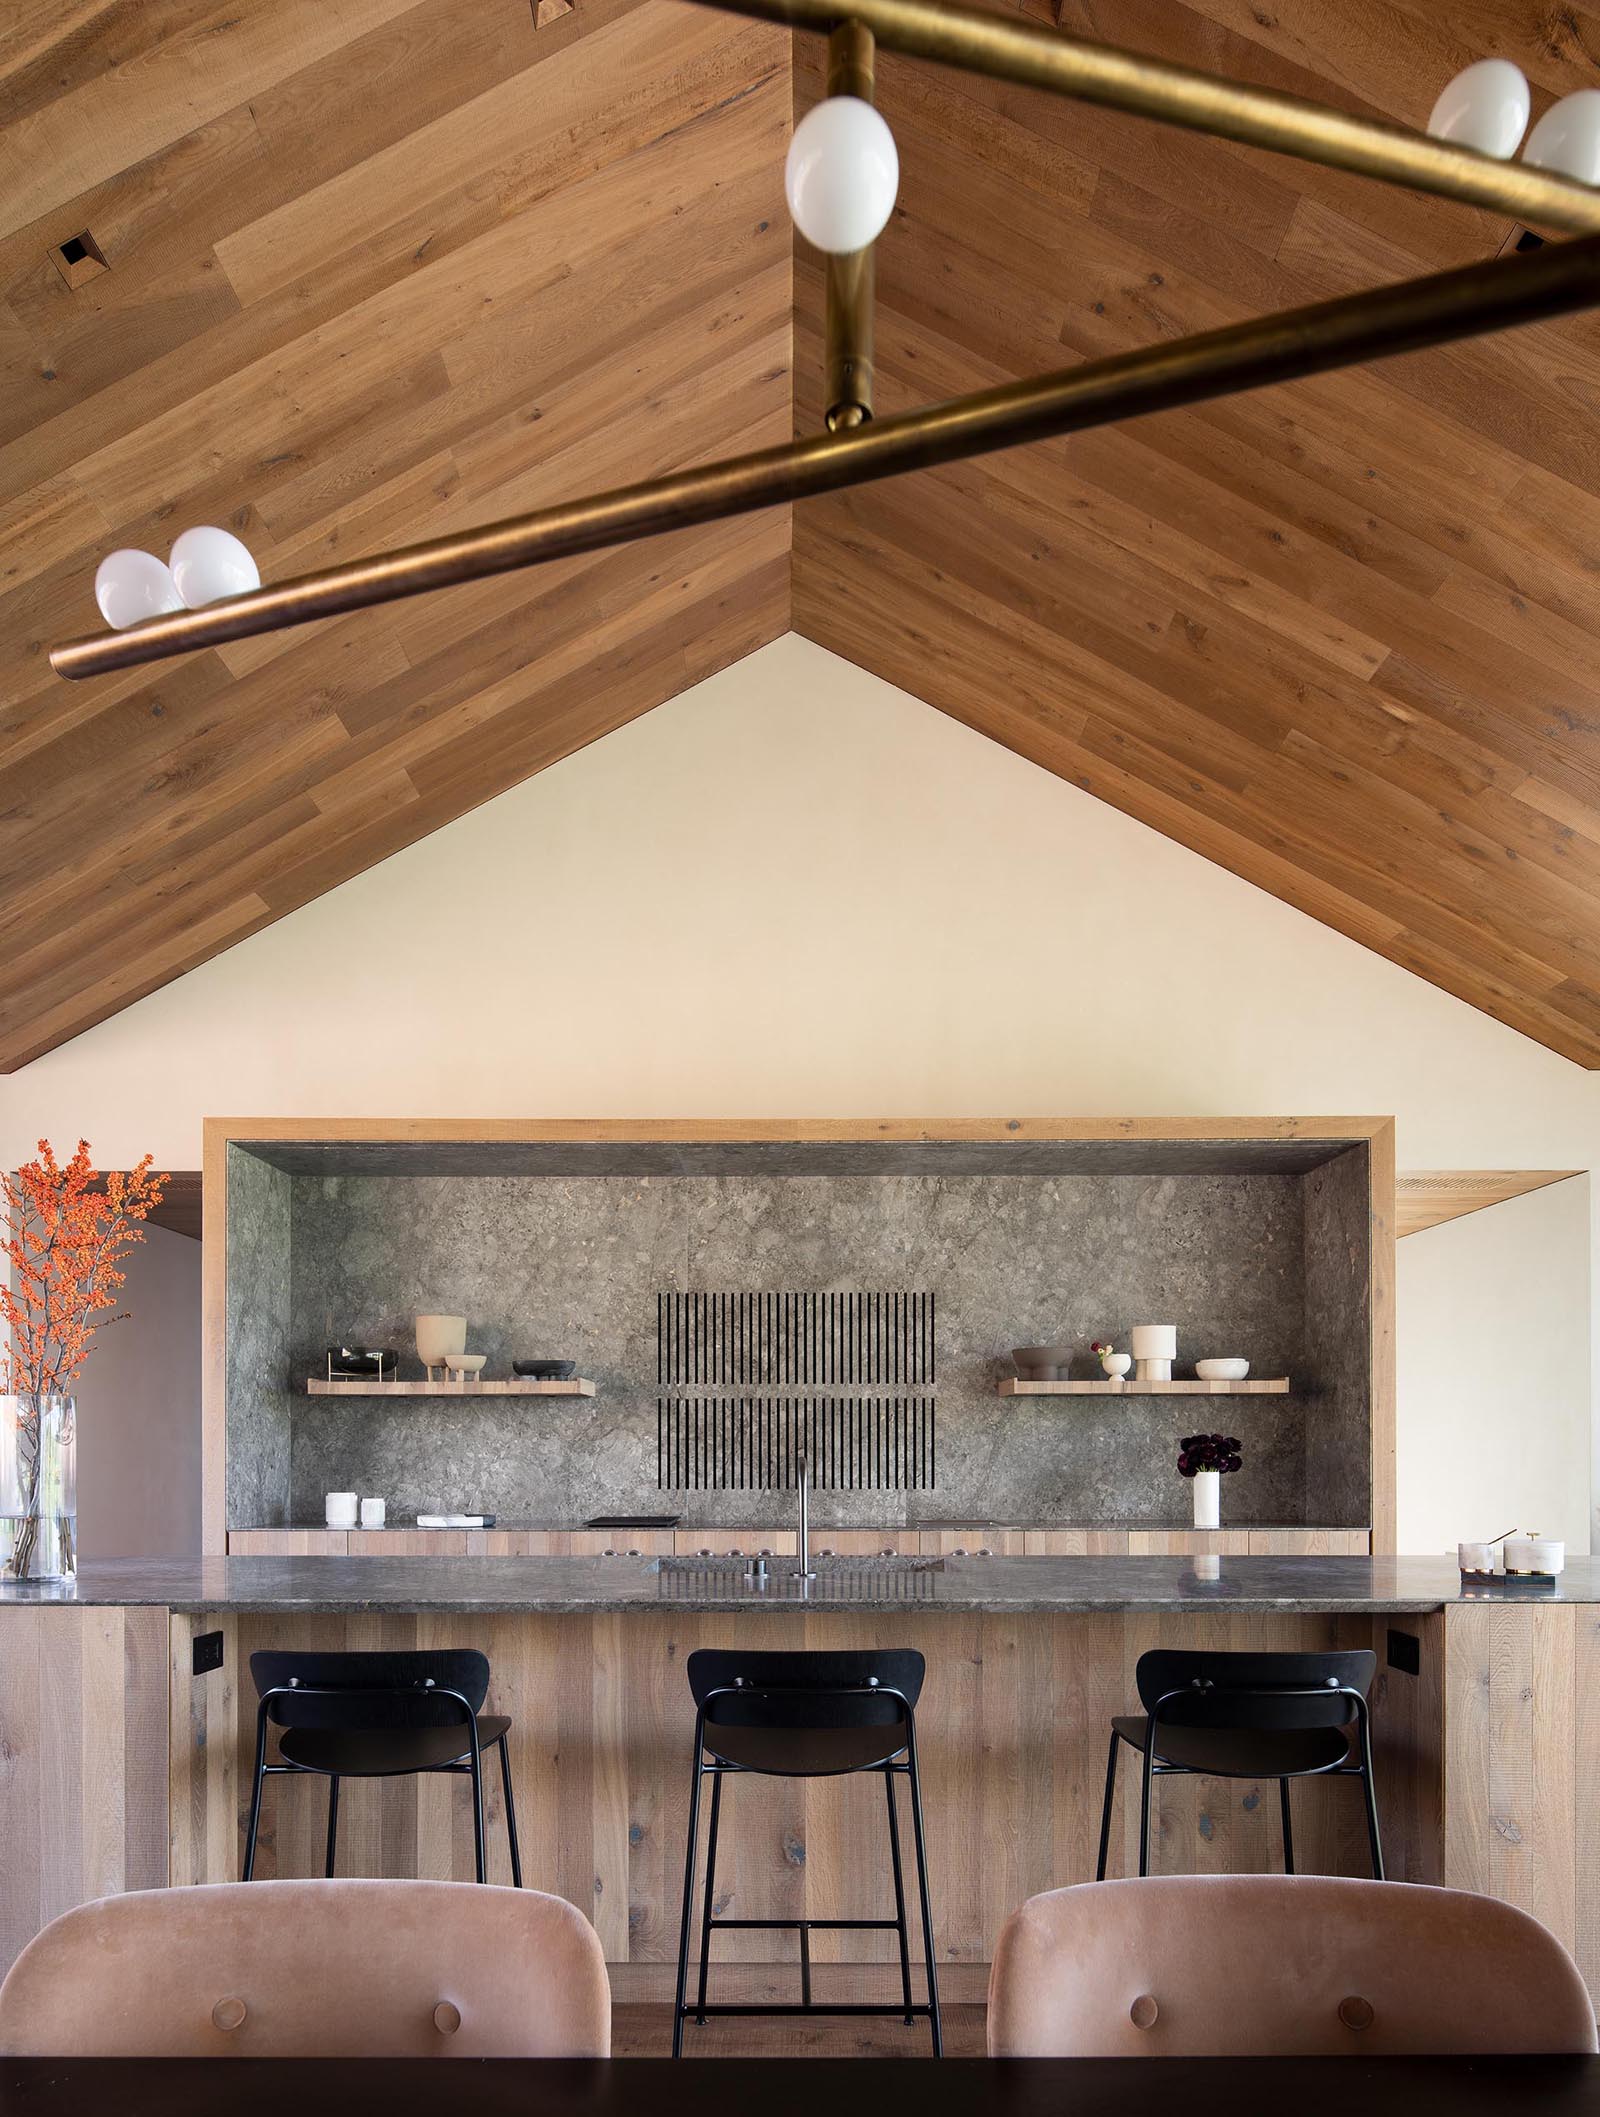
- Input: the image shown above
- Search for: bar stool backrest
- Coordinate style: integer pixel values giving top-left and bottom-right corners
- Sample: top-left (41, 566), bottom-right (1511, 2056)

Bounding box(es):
top-left (250, 1647), bottom-right (491, 1731)
top-left (988, 1875), bottom-right (1599, 2057)
top-left (1135, 1647), bottom-right (1375, 1731)
top-left (686, 1646), bottom-right (924, 1730)
top-left (0, 1880), bottom-right (610, 2058)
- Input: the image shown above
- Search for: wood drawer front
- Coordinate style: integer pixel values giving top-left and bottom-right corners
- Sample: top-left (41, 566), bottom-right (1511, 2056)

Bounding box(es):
top-left (227, 1529), bottom-right (349, 1556)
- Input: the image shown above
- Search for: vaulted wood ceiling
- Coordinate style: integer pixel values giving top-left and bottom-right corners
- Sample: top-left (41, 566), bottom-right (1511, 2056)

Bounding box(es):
top-left (0, 0), bottom-right (792, 1070)
top-left (6, 0), bottom-right (1600, 1068)
top-left (794, 0), bottom-right (1600, 1068)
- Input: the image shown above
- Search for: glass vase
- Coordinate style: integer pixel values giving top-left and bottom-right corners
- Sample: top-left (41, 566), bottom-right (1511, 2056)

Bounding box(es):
top-left (0, 1394), bottom-right (77, 1582)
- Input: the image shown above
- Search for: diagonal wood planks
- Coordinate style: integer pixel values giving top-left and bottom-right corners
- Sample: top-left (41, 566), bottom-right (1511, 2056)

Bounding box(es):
top-left (0, 0), bottom-right (792, 1070)
top-left (792, 0), bottom-right (1600, 1066)
top-left (8, 1), bottom-right (1600, 1064)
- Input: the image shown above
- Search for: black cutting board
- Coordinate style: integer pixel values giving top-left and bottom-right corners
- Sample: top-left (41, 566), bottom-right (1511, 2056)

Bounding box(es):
top-left (585, 1514), bottom-right (681, 1530)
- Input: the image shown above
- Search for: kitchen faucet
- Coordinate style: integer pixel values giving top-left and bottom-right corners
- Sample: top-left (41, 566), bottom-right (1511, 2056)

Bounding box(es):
top-left (796, 1439), bottom-right (816, 1578)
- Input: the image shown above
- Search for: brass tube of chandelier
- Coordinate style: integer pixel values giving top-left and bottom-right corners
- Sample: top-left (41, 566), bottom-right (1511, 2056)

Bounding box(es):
top-left (697, 0), bottom-right (1600, 235)
top-left (824, 20), bottom-right (877, 431)
top-left (49, 232), bottom-right (1600, 680)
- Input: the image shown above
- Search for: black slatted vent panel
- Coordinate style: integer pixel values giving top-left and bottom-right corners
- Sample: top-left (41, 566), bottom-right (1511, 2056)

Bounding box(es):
top-left (657, 1396), bottom-right (936, 1491)
top-left (658, 1291), bottom-right (934, 1386)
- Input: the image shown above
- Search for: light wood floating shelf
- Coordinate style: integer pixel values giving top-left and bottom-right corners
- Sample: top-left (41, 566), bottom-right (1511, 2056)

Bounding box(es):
top-left (306, 1378), bottom-right (596, 1397)
top-left (999, 1377), bottom-right (1290, 1396)
top-left (1396, 1169), bottom-right (1581, 1239)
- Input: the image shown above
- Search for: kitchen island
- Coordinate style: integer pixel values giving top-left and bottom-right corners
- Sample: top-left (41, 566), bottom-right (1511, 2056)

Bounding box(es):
top-left (2, 1554), bottom-right (1593, 2002)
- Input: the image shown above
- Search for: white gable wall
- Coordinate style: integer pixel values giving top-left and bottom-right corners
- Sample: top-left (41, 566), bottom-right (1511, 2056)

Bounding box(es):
top-left (5, 635), bottom-right (1594, 1549)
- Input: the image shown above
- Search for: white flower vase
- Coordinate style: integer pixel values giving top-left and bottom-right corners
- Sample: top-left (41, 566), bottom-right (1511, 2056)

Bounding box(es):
top-left (1100, 1353), bottom-right (1132, 1382)
top-left (1191, 1468), bottom-right (1220, 1531)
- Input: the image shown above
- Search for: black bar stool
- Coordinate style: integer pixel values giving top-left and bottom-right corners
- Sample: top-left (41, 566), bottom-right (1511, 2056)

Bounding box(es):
top-left (1096, 1646), bottom-right (1383, 1881)
top-left (672, 1646), bottom-right (941, 2056)
top-left (242, 1648), bottom-right (523, 1886)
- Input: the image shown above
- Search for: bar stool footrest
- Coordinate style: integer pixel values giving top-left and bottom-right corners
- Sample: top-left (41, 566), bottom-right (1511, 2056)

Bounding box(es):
top-left (707, 1917), bottom-right (902, 1930)
top-left (677, 2003), bottom-right (936, 2018)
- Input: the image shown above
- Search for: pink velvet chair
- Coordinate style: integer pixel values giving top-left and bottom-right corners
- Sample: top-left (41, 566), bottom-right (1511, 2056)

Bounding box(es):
top-left (0, 1879), bottom-right (610, 2058)
top-left (989, 1875), bottom-right (1597, 2057)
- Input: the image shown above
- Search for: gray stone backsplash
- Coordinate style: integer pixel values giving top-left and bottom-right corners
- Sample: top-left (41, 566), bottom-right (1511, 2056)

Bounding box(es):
top-left (222, 1162), bottom-right (1371, 1530)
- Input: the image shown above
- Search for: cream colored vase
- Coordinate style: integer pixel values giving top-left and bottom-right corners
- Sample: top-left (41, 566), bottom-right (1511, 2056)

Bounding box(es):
top-left (415, 1314), bottom-right (467, 1372)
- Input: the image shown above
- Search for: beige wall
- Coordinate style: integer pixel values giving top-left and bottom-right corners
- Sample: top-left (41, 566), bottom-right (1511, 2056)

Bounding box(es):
top-left (72, 1221), bottom-right (203, 1557)
top-left (1397, 1177), bottom-right (1591, 1555)
top-left (4, 635), bottom-right (1595, 1547)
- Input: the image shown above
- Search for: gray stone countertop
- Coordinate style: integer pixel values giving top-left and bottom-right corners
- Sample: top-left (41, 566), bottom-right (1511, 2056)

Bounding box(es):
top-left (1, 1553), bottom-right (1592, 1615)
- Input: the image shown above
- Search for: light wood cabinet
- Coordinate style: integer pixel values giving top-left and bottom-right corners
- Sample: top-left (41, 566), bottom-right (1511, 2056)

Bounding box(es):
top-left (468, 1530), bottom-right (677, 1556)
top-left (227, 1529), bottom-right (349, 1556)
top-left (230, 1522), bottom-right (1369, 1557)
top-left (1023, 1529), bottom-right (1131, 1555)
top-left (671, 1528), bottom-right (798, 1556)
top-left (1247, 1529), bottom-right (1371, 1556)
top-left (917, 1526), bottom-right (1028, 1556)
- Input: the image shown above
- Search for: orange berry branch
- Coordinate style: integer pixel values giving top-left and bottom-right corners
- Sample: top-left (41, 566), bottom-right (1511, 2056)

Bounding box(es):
top-left (1, 1141), bottom-right (169, 1398)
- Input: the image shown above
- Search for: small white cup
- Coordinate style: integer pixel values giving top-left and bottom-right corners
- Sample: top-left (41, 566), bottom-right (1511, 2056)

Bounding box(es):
top-left (1458, 1540), bottom-right (1495, 1573)
top-left (1531, 1538), bottom-right (1565, 1576)
top-left (360, 1497), bottom-right (387, 1530)
top-left (325, 1491), bottom-right (358, 1528)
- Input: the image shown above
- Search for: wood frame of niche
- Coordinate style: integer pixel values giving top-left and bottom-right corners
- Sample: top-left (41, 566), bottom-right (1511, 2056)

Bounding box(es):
top-left (200, 1115), bottom-right (1397, 1557)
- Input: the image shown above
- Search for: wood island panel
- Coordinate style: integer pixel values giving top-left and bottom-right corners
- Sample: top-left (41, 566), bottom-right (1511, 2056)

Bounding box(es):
top-left (1443, 1600), bottom-right (1600, 2000)
top-left (0, 1607), bottom-right (168, 1976)
top-left (164, 1607), bottom-right (1426, 1982)
top-left (13, 1590), bottom-right (1600, 2008)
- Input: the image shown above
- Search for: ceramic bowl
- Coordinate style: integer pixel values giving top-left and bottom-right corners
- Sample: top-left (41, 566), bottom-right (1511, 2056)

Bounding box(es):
top-left (1013, 1344), bottom-right (1075, 1379)
top-left (512, 1359), bottom-right (577, 1380)
top-left (416, 1313), bottom-right (467, 1367)
top-left (1195, 1357), bottom-right (1249, 1381)
top-left (444, 1352), bottom-right (488, 1376)
top-left (326, 1346), bottom-right (394, 1378)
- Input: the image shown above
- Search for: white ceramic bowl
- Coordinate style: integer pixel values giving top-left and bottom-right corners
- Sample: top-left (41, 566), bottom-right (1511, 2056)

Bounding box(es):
top-left (445, 1352), bottom-right (487, 1375)
top-left (1196, 1357), bottom-right (1249, 1382)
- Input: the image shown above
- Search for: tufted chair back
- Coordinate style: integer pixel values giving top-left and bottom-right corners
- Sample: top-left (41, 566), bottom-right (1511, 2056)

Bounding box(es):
top-left (0, 1880), bottom-right (610, 2058)
top-left (988, 1875), bottom-right (1597, 2058)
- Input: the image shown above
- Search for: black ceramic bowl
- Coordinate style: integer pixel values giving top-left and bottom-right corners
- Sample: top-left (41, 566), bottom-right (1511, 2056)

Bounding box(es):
top-left (511, 1359), bottom-right (577, 1380)
top-left (326, 1346), bottom-right (395, 1378)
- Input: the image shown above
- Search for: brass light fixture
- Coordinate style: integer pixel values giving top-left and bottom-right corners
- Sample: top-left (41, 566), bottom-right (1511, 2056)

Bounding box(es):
top-left (50, 0), bottom-right (1600, 683)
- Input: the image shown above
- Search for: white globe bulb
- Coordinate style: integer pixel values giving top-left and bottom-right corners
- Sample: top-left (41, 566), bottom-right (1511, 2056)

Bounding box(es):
top-left (94, 549), bottom-right (184, 631)
top-left (1427, 58), bottom-right (1530, 159)
top-left (785, 95), bottom-right (899, 254)
top-left (1524, 89), bottom-right (1600, 184)
top-left (169, 524), bottom-right (260, 609)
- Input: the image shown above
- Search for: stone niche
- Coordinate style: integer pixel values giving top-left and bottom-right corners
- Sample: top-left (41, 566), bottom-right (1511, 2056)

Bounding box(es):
top-left (224, 1136), bottom-right (1372, 1531)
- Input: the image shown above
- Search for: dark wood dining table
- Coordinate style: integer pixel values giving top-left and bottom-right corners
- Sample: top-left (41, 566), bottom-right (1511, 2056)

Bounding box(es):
top-left (2, 2054), bottom-right (1598, 2114)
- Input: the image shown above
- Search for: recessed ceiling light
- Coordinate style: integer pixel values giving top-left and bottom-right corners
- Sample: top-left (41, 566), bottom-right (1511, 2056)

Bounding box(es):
top-left (50, 229), bottom-right (107, 290)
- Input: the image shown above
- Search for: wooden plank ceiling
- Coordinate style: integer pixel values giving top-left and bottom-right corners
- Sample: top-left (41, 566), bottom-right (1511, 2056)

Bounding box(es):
top-left (6, 1), bottom-right (1600, 1067)
top-left (795, 0), bottom-right (1600, 1067)
top-left (0, 0), bottom-right (792, 1070)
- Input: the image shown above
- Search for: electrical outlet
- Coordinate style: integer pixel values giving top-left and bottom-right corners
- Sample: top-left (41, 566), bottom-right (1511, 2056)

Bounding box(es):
top-left (1386, 1627), bottom-right (1420, 1676)
top-left (192, 1630), bottom-right (225, 1676)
